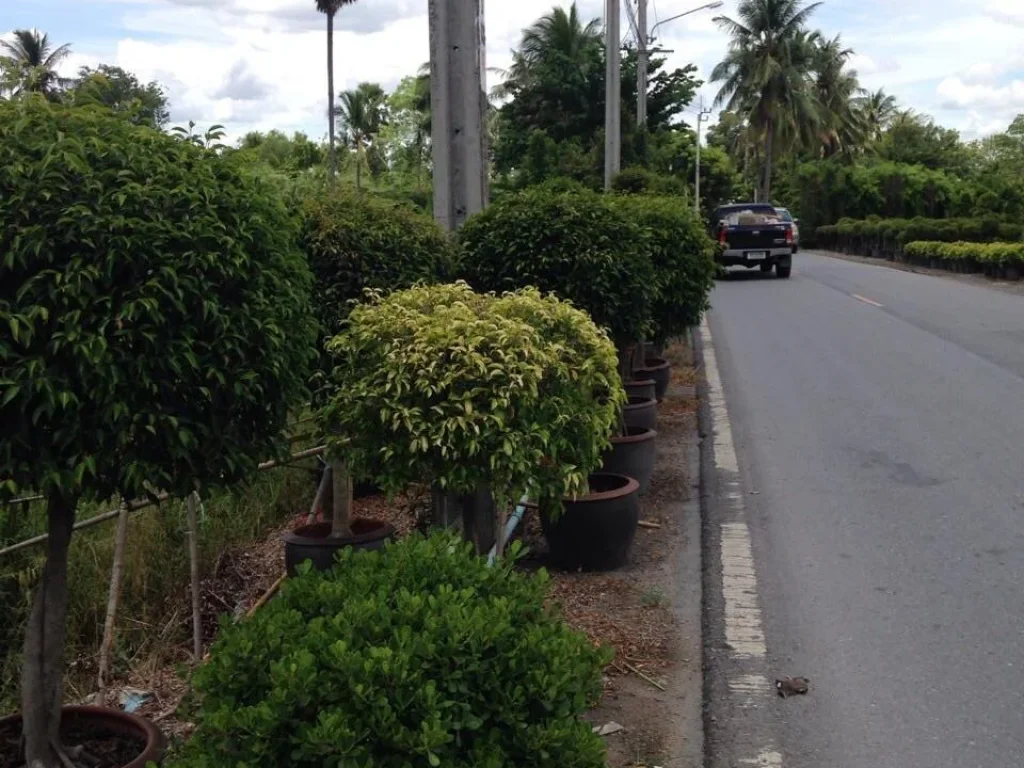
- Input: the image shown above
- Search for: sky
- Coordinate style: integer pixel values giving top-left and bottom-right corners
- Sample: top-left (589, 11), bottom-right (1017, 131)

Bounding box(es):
top-left (3, 0), bottom-right (1023, 144)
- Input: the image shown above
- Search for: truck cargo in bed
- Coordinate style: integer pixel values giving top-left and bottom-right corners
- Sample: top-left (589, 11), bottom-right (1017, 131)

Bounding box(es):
top-left (711, 203), bottom-right (794, 279)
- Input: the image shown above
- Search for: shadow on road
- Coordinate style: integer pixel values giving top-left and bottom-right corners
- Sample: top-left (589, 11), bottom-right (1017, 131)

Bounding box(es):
top-left (717, 269), bottom-right (781, 282)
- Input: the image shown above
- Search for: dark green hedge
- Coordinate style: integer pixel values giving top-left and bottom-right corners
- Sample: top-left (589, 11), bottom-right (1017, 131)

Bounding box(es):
top-left (458, 187), bottom-right (654, 347)
top-left (903, 241), bottom-right (1024, 276)
top-left (608, 195), bottom-right (715, 344)
top-left (816, 216), bottom-right (1023, 258)
top-left (300, 188), bottom-right (458, 347)
top-left (172, 534), bottom-right (611, 768)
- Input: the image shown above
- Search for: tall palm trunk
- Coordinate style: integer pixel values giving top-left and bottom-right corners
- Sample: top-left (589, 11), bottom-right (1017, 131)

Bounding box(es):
top-left (355, 140), bottom-right (363, 191)
top-left (761, 118), bottom-right (774, 202)
top-left (326, 11), bottom-right (337, 179)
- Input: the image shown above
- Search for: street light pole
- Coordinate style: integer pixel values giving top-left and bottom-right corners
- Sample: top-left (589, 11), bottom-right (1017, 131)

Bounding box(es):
top-left (637, 0), bottom-right (648, 128)
top-left (604, 0), bottom-right (621, 190)
top-left (695, 97), bottom-right (711, 215)
top-left (648, 0), bottom-right (724, 42)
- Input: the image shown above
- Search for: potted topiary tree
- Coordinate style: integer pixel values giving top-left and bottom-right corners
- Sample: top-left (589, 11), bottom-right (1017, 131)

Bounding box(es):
top-left (313, 282), bottom-right (625, 564)
top-left (0, 99), bottom-right (316, 767)
top-left (168, 533), bottom-right (613, 767)
top-left (284, 187), bottom-right (459, 565)
top-left (610, 194), bottom-right (717, 403)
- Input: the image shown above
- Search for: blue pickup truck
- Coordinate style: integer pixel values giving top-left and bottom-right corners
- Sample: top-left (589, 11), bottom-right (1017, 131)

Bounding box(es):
top-left (711, 203), bottom-right (795, 279)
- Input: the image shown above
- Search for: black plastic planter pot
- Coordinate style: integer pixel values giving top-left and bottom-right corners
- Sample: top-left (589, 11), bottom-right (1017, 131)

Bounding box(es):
top-left (541, 473), bottom-right (640, 570)
top-left (623, 396), bottom-right (657, 431)
top-left (284, 519), bottom-right (395, 576)
top-left (601, 426), bottom-right (657, 495)
top-left (635, 357), bottom-right (671, 401)
top-left (624, 379), bottom-right (657, 401)
top-left (0, 706), bottom-right (166, 768)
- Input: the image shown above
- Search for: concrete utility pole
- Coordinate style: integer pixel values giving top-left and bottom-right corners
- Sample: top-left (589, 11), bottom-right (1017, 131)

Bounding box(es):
top-left (695, 97), bottom-right (711, 214)
top-left (429, 0), bottom-right (489, 232)
top-left (603, 0), bottom-right (621, 190)
top-left (636, 0), bottom-right (648, 128)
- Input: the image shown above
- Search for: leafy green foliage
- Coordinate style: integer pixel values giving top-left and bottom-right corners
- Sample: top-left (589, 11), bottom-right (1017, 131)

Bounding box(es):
top-left (299, 186), bottom-right (457, 350)
top-left (321, 283), bottom-right (623, 514)
top-left (172, 533), bottom-right (612, 768)
top-left (815, 216), bottom-right (1023, 256)
top-left (459, 187), bottom-right (655, 346)
top-left (67, 64), bottom-right (169, 127)
top-left (903, 241), bottom-right (1024, 268)
top-left (611, 167), bottom-right (687, 197)
top-left (0, 97), bottom-right (317, 503)
top-left (609, 195), bottom-right (717, 343)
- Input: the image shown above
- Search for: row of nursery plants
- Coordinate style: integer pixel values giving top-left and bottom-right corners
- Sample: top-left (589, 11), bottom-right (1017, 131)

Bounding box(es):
top-left (1, 96), bottom-right (717, 768)
top-left (902, 241), bottom-right (1024, 278)
top-left (815, 216), bottom-right (1023, 258)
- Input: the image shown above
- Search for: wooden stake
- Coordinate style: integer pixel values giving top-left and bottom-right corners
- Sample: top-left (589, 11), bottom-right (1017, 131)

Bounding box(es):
top-left (330, 460), bottom-right (352, 538)
top-left (306, 465), bottom-right (333, 526)
top-left (186, 491), bottom-right (202, 661)
top-left (245, 573), bottom-right (286, 619)
top-left (96, 497), bottom-right (130, 706)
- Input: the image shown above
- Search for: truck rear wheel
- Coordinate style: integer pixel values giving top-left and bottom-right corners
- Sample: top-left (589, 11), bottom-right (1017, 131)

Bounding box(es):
top-left (760, 263), bottom-right (774, 274)
top-left (776, 263), bottom-right (792, 279)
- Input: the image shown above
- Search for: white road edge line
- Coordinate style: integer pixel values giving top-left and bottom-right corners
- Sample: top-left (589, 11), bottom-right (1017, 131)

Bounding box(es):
top-left (851, 292), bottom-right (884, 308)
top-left (700, 316), bottom-right (784, 768)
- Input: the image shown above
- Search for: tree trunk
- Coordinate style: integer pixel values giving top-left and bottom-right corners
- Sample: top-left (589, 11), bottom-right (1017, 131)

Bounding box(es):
top-left (22, 493), bottom-right (77, 768)
top-left (761, 120), bottom-right (774, 203)
top-left (355, 141), bottom-right (363, 192)
top-left (97, 498), bottom-right (130, 706)
top-left (327, 11), bottom-right (337, 180)
top-left (330, 460), bottom-right (352, 538)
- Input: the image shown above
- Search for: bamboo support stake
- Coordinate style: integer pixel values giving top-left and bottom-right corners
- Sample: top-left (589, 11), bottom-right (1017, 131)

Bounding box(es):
top-left (96, 497), bottom-right (130, 706)
top-left (330, 460), bottom-right (352, 538)
top-left (186, 491), bottom-right (203, 661)
top-left (306, 465), bottom-right (333, 526)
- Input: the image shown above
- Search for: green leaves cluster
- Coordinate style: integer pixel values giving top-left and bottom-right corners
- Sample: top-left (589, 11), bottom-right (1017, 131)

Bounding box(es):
top-left (0, 97), bottom-right (317, 502)
top-left (816, 216), bottom-right (1023, 255)
top-left (321, 283), bottom-right (623, 515)
top-left (173, 533), bottom-right (612, 768)
top-left (459, 187), bottom-right (654, 347)
top-left (609, 195), bottom-right (717, 344)
top-left (300, 187), bottom-right (457, 348)
top-left (903, 241), bottom-right (1024, 268)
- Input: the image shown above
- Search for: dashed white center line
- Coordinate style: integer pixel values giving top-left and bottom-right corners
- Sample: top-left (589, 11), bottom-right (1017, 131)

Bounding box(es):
top-left (851, 293), bottom-right (884, 308)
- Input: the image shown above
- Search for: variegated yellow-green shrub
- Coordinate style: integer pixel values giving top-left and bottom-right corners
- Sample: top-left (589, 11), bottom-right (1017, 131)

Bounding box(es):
top-left (320, 283), bottom-right (624, 516)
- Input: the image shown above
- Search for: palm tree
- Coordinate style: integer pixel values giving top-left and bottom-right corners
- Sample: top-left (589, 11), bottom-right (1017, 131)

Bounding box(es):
top-left (315, 0), bottom-right (359, 179)
top-left (856, 88), bottom-right (898, 143)
top-left (337, 82), bottom-right (387, 191)
top-left (711, 0), bottom-right (822, 201)
top-left (812, 34), bottom-right (865, 156)
top-left (0, 29), bottom-right (71, 99)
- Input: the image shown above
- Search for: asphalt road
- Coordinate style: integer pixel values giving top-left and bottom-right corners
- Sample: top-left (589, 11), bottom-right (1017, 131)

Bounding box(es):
top-left (705, 252), bottom-right (1024, 768)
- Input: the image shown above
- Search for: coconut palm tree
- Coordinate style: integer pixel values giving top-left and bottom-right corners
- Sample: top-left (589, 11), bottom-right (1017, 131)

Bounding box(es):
top-left (337, 82), bottom-right (387, 191)
top-left (711, 0), bottom-right (822, 201)
top-left (857, 88), bottom-right (898, 143)
top-left (315, 0), bottom-right (359, 179)
top-left (812, 34), bottom-right (865, 156)
top-left (0, 29), bottom-right (71, 99)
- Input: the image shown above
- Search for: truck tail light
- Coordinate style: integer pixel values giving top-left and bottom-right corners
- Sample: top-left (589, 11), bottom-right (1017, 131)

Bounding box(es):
top-left (718, 228), bottom-right (727, 247)
top-left (786, 226), bottom-right (794, 244)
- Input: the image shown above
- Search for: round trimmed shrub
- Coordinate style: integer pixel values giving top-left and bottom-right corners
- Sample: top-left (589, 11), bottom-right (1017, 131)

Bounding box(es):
top-left (299, 188), bottom-right (458, 343)
top-left (172, 533), bottom-right (612, 768)
top-left (458, 187), bottom-right (655, 347)
top-left (321, 282), bottom-right (623, 514)
top-left (610, 195), bottom-right (716, 344)
top-left (0, 97), bottom-right (315, 763)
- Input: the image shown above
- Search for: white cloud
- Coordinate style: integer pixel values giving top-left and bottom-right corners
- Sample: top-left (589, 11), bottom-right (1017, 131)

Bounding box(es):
top-left (937, 77), bottom-right (1024, 111)
top-left (985, 0), bottom-right (1024, 27)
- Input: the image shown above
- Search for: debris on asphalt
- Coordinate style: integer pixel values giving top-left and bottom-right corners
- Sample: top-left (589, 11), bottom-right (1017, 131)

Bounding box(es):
top-left (594, 721), bottom-right (625, 736)
top-left (637, 520), bottom-right (662, 529)
top-left (775, 676), bottom-right (810, 698)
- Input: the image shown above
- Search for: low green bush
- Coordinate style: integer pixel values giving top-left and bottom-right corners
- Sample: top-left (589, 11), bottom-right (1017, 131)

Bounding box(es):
top-left (903, 241), bottom-right (1024, 267)
top-left (321, 283), bottom-right (623, 514)
top-left (608, 195), bottom-right (716, 345)
top-left (299, 188), bottom-right (458, 348)
top-left (815, 216), bottom-right (1023, 254)
top-left (171, 533), bottom-right (612, 768)
top-left (458, 187), bottom-right (654, 349)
